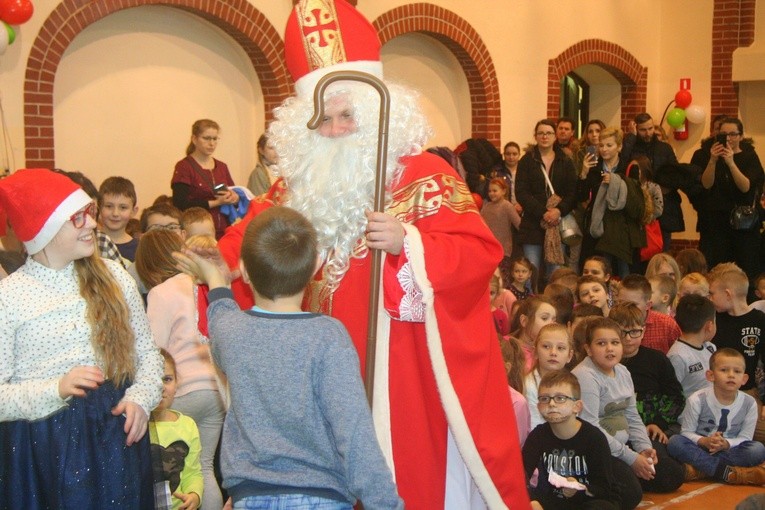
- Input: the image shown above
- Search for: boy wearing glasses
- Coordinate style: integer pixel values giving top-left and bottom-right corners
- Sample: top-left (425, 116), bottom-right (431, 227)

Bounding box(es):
top-left (616, 274), bottom-right (681, 354)
top-left (522, 370), bottom-right (619, 510)
top-left (609, 302), bottom-right (687, 493)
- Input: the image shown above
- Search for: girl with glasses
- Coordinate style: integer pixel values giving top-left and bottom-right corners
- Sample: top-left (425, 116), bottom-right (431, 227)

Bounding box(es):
top-left (0, 169), bottom-right (163, 509)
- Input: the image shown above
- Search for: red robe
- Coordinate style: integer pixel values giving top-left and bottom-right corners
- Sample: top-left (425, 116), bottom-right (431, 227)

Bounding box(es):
top-left (218, 152), bottom-right (530, 510)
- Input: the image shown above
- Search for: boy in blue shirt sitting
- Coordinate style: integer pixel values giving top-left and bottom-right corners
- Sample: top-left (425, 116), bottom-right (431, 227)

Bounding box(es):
top-left (176, 206), bottom-right (402, 509)
top-left (668, 348), bottom-right (765, 484)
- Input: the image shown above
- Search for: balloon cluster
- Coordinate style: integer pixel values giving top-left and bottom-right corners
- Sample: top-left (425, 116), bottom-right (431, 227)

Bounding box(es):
top-left (0, 0), bottom-right (34, 55)
top-left (666, 89), bottom-right (706, 128)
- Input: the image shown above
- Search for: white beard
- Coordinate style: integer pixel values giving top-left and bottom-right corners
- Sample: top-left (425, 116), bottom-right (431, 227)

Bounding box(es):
top-left (269, 82), bottom-right (433, 291)
top-left (283, 135), bottom-right (375, 291)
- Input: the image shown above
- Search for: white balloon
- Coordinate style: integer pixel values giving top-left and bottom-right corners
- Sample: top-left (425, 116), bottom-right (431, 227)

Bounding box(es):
top-left (686, 104), bottom-right (706, 124)
top-left (0, 25), bottom-right (8, 55)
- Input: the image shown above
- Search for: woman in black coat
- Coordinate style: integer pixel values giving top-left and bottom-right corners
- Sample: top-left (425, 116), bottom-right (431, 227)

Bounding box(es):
top-left (515, 119), bottom-right (577, 283)
top-left (699, 117), bottom-right (764, 284)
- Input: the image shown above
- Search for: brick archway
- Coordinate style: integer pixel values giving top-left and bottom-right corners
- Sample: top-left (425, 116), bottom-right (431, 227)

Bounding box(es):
top-left (373, 4), bottom-right (500, 146)
top-left (24, 0), bottom-right (291, 168)
top-left (547, 39), bottom-right (647, 130)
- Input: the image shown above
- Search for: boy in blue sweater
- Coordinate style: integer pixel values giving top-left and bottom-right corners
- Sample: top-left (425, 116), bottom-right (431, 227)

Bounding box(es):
top-left (176, 206), bottom-right (402, 509)
top-left (668, 348), bottom-right (765, 484)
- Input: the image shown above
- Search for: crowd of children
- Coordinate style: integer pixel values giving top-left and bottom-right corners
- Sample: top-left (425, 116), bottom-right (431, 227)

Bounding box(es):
top-left (482, 172), bottom-right (765, 509)
top-left (3, 156), bottom-right (765, 509)
top-left (484, 238), bottom-right (765, 509)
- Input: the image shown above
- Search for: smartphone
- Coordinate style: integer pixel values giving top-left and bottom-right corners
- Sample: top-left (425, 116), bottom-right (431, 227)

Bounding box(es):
top-left (715, 133), bottom-right (728, 146)
top-left (586, 145), bottom-right (598, 158)
top-left (213, 183), bottom-right (228, 193)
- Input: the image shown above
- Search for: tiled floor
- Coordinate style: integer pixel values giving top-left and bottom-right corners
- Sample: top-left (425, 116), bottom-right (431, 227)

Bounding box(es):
top-left (639, 481), bottom-right (765, 509)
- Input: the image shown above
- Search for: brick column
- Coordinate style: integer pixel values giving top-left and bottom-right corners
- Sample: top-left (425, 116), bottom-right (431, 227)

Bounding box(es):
top-left (710, 0), bottom-right (756, 118)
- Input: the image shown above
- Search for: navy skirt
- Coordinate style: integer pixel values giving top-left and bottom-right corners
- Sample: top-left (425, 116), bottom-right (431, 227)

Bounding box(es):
top-left (0, 381), bottom-right (153, 510)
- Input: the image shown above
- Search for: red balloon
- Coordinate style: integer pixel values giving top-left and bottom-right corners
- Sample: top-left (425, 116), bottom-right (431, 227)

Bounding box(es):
top-left (0, 0), bottom-right (33, 25)
top-left (675, 89), bottom-right (692, 109)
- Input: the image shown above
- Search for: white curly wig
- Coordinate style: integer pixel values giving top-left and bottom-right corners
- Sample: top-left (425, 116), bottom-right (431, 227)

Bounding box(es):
top-left (268, 81), bottom-right (432, 291)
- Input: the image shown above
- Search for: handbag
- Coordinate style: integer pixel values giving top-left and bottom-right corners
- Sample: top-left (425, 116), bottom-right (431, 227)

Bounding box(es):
top-left (730, 192), bottom-right (759, 230)
top-left (640, 220), bottom-right (664, 261)
top-left (624, 162), bottom-right (664, 260)
top-left (540, 165), bottom-right (582, 246)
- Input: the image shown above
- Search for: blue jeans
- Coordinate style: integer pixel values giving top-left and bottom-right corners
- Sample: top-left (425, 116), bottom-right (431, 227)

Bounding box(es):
top-left (667, 435), bottom-right (765, 478)
top-left (522, 243), bottom-right (562, 285)
top-left (233, 494), bottom-right (353, 510)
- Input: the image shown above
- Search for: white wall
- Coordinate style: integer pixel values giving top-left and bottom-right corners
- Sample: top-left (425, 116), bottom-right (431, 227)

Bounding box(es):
top-left (53, 5), bottom-right (262, 206)
top-left (576, 64), bottom-right (621, 130)
top-left (381, 33), bottom-right (471, 147)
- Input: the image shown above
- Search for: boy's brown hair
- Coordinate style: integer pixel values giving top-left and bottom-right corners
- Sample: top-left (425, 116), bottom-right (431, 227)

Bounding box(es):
top-left (241, 206), bottom-right (317, 300)
top-left (548, 267), bottom-right (577, 284)
top-left (139, 202), bottom-right (182, 232)
top-left (576, 275), bottom-right (608, 302)
top-left (543, 283), bottom-right (574, 325)
top-left (608, 302), bottom-right (645, 328)
top-left (181, 207), bottom-right (214, 230)
top-left (584, 317), bottom-right (622, 345)
top-left (708, 263), bottom-right (749, 298)
top-left (675, 294), bottom-right (715, 334)
top-left (618, 274), bottom-right (652, 302)
top-left (536, 323), bottom-right (573, 349)
top-left (649, 274), bottom-right (677, 307)
top-left (571, 303), bottom-right (604, 321)
top-left (98, 176), bottom-right (137, 207)
top-left (709, 347), bottom-right (745, 370)
top-left (538, 369), bottom-right (581, 399)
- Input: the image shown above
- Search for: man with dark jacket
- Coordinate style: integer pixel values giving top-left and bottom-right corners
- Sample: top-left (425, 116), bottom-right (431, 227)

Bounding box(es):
top-left (622, 113), bottom-right (680, 252)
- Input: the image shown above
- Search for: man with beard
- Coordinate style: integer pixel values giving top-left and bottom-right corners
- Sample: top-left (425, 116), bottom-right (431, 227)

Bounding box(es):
top-left (622, 113), bottom-right (681, 252)
top-left (216, 1), bottom-right (530, 509)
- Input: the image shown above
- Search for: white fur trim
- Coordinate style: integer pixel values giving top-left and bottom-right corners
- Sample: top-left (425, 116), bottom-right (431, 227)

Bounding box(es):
top-left (401, 223), bottom-right (507, 510)
top-left (295, 61), bottom-right (384, 99)
top-left (372, 251), bottom-right (395, 477)
top-left (24, 189), bottom-right (92, 255)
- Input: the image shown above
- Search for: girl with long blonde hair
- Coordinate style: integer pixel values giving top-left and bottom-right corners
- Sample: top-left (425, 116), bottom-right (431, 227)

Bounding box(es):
top-left (0, 169), bottom-right (163, 508)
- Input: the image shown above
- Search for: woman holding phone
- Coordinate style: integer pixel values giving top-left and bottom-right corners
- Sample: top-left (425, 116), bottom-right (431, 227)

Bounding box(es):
top-left (172, 119), bottom-right (238, 239)
top-left (573, 119), bottom-right (606, 176)
top-left (577, 126), bottom-right (632, 273)
top-left (698, 117), bottom-right (763, 284)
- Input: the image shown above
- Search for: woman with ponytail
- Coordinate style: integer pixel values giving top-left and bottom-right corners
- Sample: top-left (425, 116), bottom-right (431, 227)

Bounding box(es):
top-left (0, 169), bottom-right (163, 509)
top-left (171, 119), bottom-right (239, 238)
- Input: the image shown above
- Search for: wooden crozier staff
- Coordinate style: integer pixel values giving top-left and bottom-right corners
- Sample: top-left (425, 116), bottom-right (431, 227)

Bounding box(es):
top-left (307, 70), bottom-right (390, 406)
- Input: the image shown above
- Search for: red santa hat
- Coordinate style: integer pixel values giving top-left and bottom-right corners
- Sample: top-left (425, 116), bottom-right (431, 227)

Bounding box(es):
top-left (0, 169), bottom-right (92, 254)
top-left (284, 0), bottom-right (382, 99)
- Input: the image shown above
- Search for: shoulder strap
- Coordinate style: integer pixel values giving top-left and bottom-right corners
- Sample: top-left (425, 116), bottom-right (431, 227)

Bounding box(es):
top-left (186, 156), bottom-right (217, 189)
top-left (539, 164), bottom-right (555, 195)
